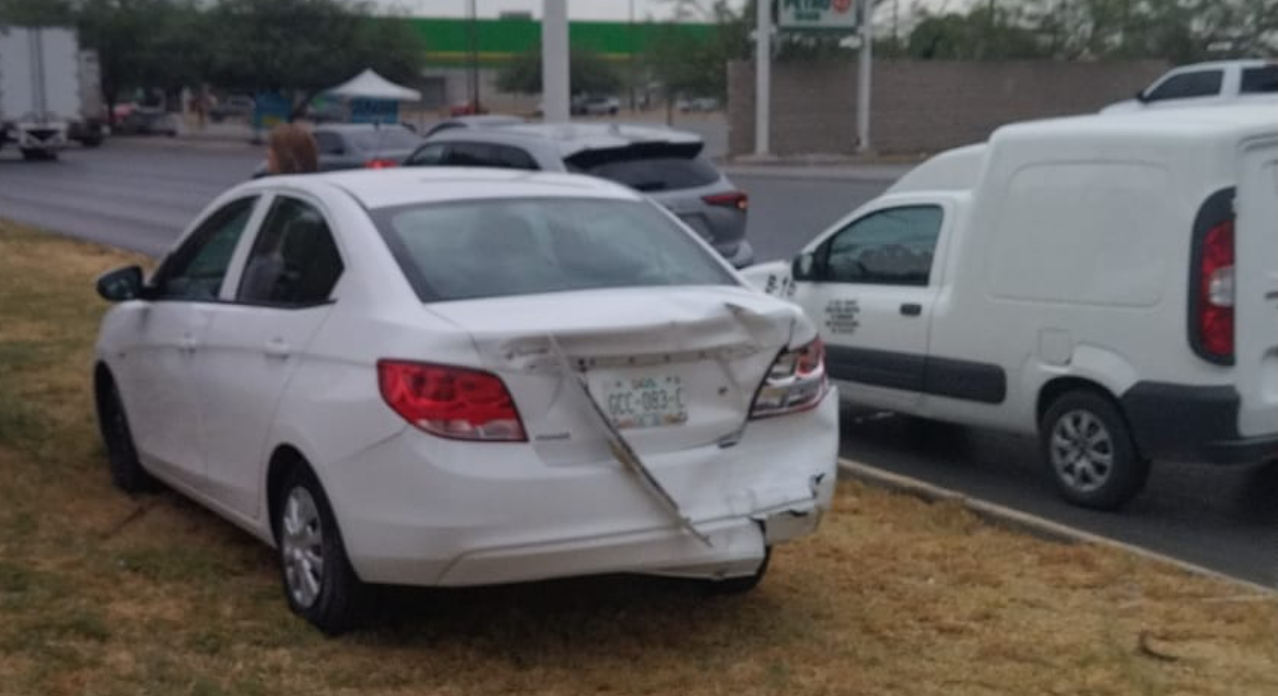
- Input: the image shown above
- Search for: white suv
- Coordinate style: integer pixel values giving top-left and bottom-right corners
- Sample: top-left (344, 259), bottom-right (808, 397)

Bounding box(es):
top-left (1102, 59), bottom-right (1278, 113)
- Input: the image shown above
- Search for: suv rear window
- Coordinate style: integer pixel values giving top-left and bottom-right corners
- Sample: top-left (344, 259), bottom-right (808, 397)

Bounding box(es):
top-left (1241, 66), bottom-right (1278, 94)
top-left (577, 157), bottom-right (720, 192)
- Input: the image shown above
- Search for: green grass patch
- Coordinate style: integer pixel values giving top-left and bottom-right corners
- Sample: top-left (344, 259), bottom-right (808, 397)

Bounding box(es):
top-left (0, 218), bottom-right (1276, 696)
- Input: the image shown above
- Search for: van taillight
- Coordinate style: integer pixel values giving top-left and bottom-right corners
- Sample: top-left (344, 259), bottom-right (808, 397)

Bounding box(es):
top-left (1198, 220), bottom-right (1234, 360)
top-left (1191, 188), bottom-right (1236, 365)
top-left (377, 360), bottom-right (526, 441)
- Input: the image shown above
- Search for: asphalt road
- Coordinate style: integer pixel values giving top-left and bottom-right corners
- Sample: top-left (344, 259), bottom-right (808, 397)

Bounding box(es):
top-left (2, 139), bottom-right (1274, 588)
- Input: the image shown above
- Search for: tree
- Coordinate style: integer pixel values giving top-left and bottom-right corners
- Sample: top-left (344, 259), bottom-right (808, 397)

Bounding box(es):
top-left (495, 45), bottom-right (623, 96)
top-left (0, 0), bottom-right (76, 24)
top-left (203, 0), bottom-right (424, 119)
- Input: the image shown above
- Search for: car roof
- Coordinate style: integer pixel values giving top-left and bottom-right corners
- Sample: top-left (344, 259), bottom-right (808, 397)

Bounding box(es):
top-left (426, 122), bottom-right (703, 158)
top-left (1168, 59), bottom-right (1275, 71)
top-left (314, 123), bottom-right (415, 134)
top-left (250, 167), bottom-right (644, 210)
top-left (1003, 104), bottom-right (1278, 141)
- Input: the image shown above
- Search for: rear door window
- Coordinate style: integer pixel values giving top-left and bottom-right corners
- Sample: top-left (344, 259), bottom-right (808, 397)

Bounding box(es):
top-left (1145, 70), bottom-right (1224, 101)
top-left (237, 196), bottom-right (344, 306)
top-left (1241, 66), bottom-right (1278, 94)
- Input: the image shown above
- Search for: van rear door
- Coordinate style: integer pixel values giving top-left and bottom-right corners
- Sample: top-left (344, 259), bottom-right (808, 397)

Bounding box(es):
top-left (1234, 138), bottom-right (1278, 437)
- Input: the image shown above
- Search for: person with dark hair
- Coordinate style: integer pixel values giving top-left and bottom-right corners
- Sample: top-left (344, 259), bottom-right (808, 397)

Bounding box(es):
top-left (266, 123), bottom-right (319, 174)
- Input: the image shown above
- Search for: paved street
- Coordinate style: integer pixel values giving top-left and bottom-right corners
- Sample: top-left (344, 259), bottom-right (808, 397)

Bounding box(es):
top-left (1, 139), bottom-right (1274, 587)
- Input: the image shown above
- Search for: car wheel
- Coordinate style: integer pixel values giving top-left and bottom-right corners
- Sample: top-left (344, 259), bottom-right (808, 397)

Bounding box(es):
top-left (704, 546), bottom-right (770, 595)
top-left (276, 465), bottom-right (365, 634)
top-left (1040, 390), bottom-right (1150, 510)
top-left (20, 148), bottom-right (55, 161)
top-left (96, 376), bottom-right (158, 493)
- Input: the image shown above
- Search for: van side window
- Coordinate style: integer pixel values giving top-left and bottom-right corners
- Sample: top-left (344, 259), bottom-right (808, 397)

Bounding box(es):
top-left (1240, 66), bottom-right (1278, 94)
top-left (1145, 70), bottom-right (1223, 101)
top-left (823, 206), bottom-right (943, 286)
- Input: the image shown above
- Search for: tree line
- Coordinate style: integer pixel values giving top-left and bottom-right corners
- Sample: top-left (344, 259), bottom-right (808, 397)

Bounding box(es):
top-left (0, 0), bottom-right (424, 120)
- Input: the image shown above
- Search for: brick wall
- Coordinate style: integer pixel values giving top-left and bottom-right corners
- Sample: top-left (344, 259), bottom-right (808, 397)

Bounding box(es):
top-left (727, 60), bottom-right (1170, 156)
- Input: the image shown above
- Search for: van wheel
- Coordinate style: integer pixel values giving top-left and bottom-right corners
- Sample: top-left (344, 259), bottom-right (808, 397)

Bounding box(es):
top-left (275, 465), bottom-right (365, 634)
top-left (1040, 391), bottom-right (1150, 510)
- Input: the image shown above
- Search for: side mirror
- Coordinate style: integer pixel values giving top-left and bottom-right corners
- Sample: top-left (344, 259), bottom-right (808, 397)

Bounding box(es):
top-left (1135, 89), bottom-right (1150, 103)
top-left (792, 252), bottom-right (818, 282)
top-left (96, 265), bottom-right (144, 302)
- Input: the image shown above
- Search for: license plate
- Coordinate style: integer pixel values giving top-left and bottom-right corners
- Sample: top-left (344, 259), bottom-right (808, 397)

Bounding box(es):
top-left (600, 375), bottom-right (688, 430)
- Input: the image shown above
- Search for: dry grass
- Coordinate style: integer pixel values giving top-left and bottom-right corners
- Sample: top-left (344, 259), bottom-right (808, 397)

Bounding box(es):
top-left (1, 219), bottom-right (1276, 696)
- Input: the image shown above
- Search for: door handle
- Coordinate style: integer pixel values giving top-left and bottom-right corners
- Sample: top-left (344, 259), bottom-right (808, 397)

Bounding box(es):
top-left (264, 338), bottom-right (292, 359)
top-left (900, 303), bottom-right (923, 317)
top-left (179, 335), bottom-right (198, 353)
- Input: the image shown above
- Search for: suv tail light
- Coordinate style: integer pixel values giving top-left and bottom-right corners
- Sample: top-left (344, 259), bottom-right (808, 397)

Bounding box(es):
top-left (750, 338), bottom-right (828, 419)
top-left (378, 360), bottom-right (526, 441)
top-left (365, 158), bottom-right (399, 169)
top-left (1190, 190), bottom-right (1236, 365)
top-left (703, 191), bottom-right (748, 211)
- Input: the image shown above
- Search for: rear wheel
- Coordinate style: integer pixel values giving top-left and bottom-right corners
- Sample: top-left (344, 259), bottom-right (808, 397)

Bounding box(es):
top-left (275, 465), bottom-right (365, 634)
top-left (1040, 390), bottom-right (1150, 510)
top-left (20, 148), bottom-right (55, 161)
top-left (96, 376), bottom-right (158, 494)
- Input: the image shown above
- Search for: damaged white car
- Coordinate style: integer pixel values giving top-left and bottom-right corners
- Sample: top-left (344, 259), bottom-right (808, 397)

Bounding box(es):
top-left (92, 168), bottom-right (838, 633)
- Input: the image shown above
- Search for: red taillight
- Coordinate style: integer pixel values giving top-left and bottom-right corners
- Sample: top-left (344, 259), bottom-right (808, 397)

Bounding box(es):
top-left (365, 158), bottom-right (399, 169)
top-left (377, 360), bottom-right (526, 441)
top-left (703, 191), bottom-right (748, 211)
top-left (750, 338), bottom-right (828, 419)
top-left (1197, 219), bottom-right (1235, 361)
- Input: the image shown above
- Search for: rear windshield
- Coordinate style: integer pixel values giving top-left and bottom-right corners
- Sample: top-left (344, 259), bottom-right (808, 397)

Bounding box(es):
top-left (575, 157), bottom-right (720, 192)
top-left (372, 198), bottom-right (736, 302)
top-left (347, 128), bottom-right (421, 152)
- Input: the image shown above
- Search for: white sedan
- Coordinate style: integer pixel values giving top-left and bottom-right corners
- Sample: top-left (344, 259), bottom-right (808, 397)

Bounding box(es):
top-left (93, 168), bottom-right (838, 633)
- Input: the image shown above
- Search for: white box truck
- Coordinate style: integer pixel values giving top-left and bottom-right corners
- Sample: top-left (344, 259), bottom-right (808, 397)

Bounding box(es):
top-left (0, 25), bottom-right (103, 160)
top-left (747, 106), bottom-right (1278, 510)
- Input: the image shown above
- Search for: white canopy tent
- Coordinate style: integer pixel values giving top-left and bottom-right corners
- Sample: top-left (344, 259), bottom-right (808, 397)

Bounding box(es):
top-left (324, 69), bottom-right (421, 102)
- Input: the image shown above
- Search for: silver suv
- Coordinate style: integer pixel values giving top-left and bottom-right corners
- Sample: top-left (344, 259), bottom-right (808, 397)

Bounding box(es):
top-left (404, 123), bottom-right (754, 268)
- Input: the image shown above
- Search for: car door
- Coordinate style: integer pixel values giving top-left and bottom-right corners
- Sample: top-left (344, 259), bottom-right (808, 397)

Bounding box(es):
top-left (117, 196), bottom-right (262, 488)
top-left (193, 194), bottom-right (344, 519)
top-left (790, 205), bottom-right (945, 412)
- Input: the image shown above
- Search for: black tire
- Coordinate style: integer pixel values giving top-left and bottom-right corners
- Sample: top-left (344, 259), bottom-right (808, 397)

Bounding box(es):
top-left (704, 546), bottom-right (770, 595)
top-left (275, 465), bottom-right (365, 634)
top-left (20, 148), bottom-right (55, 161)
top-left (1040, 390), bottom-right (1150, 510)
top-left (96, 376), bottom-right (159, 494)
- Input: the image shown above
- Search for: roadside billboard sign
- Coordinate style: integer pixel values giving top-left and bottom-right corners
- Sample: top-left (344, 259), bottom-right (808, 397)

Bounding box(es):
top-left (778, 0), bottom-right (860, 31)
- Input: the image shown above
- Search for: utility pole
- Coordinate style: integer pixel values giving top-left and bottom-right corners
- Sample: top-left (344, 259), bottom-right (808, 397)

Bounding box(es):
top-left (628, 0), bottom-right (637, 112)
top-left (468, 0), bottom-right (479, 111)
top-left (542, 0), bottom-right (570, 123)
top-left (857, 0), bottom-right (873, 153)
top-left (754, 0), bottom-right (771, 156)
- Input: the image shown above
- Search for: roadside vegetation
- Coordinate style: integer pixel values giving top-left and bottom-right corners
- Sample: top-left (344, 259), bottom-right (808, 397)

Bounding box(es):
top-left (1, 218), bottom-right (1276, 695)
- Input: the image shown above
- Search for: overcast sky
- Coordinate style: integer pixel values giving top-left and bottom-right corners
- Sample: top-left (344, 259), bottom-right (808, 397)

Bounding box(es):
top-left (378, 0), bottom-right (972, 22)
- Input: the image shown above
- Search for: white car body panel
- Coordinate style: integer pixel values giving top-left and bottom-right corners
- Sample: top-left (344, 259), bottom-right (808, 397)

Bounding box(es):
top-left (94, 169), bottom-right (838, 587)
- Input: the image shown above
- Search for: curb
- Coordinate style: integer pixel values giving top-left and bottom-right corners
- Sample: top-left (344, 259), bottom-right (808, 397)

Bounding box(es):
top-left (837, 457), bottom-right (1277, 597)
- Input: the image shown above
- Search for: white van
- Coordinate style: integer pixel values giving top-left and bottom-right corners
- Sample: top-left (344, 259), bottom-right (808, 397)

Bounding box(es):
top-left (748, 107), bottom-right (1278, 509)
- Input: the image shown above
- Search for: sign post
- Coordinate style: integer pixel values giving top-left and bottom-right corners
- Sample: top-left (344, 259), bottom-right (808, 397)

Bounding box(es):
top-left (774, 0), bottom-right (870, 153)
top-left (755, 0), bottom-right (771, 156)
top-left (542, 0), bottom-right (570, 123)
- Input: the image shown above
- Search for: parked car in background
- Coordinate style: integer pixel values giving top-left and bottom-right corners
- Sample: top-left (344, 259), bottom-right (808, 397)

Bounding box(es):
top-left (422, 114), bottom-right (524, 138)
top-left (252, 123), bottom-right (423, 176)
top-left (210, 94), bottom-right (255, 122)
top-left (304, 99), bottom-right (346, 124)
top-left (1101, 59), bottom-right (1278, 113)
top-left (678, 97), bottom-right (721, 113)
top-left (448, 100), bottom-right (487, 116)
top-left (92, 168), bottom-right (838, 633)
top-left (117, 106), bottom-right (178, 137)
top-left (404, 124), bottom-right (754, 267)
top-left (745, 106), bottom-right (1278, 511)
top-left (577, 95), bottom-right (620, 116)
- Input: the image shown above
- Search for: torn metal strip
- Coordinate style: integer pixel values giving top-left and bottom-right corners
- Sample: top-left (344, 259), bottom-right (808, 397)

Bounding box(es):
top-left (547, 335), bottom-right (712, 547)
